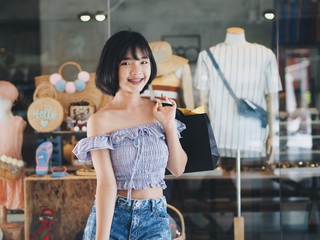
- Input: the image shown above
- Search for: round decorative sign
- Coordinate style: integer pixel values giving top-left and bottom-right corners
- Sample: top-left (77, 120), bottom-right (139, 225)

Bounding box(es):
top-left (27, 97), bottom-right (64, 132)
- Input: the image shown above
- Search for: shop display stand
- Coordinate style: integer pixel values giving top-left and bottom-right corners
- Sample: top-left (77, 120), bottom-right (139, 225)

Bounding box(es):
top-left (234, 149), bottom-right (244, 240)
top-left (25, 128), bottom-right (93, 239)
top-left (35, 129), bottom-right (86, 167)
top-left (0, 205), bottom-right (24, 240)
top-left (24, 174), bottom-right (96, 239)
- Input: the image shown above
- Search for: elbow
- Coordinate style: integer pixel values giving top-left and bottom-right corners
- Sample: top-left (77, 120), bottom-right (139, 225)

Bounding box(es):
top-left (171, 167), bottom-right (185, 177)
top-left (96, 180), bottom-right (117, 193)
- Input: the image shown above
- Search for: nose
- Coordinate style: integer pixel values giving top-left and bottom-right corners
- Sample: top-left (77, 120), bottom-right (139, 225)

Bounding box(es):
top-left (130, 63), bottom-right (142, 76)
top-left (131, 70), bottom-right (142, 76)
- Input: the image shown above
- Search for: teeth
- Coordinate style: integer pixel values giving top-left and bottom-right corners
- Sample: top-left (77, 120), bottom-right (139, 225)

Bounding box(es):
top-left (129, 79), bottom-right (141, 82)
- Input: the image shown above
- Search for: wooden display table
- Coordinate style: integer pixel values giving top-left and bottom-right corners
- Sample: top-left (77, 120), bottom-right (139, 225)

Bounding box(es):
top-left (0, 222), bottom-right (24, 240)
top-left (24, 174), bottom-right (96, 240)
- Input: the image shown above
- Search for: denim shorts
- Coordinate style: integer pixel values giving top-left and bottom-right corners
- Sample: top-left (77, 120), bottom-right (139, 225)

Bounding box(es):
top-left (83, 195), bottom-right (171, 240)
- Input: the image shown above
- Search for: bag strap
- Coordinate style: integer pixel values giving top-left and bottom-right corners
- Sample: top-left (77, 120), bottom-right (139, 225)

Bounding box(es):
top-left (205, 49), bottom-right (240, 104)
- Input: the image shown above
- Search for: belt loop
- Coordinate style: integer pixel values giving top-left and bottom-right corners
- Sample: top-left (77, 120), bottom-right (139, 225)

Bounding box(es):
top-left (152, 199), bottom-right (157, 212)
top-left (115, 196), bottom-right (119, 208)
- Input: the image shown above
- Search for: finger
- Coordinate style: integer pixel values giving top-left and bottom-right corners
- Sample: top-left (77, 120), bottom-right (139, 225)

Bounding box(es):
top-left (168, 98), bottom-right (176, 106)
top-left (153, 101), bottom-right (161, 113)
top-left (156, 99), bottom-right (163, 109)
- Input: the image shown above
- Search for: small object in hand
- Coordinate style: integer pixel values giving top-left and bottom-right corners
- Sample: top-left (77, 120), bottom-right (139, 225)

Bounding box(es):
top-left (154, 99), bottom-right (173, 107)
top-left (161, 100), bottom-right (173, 107)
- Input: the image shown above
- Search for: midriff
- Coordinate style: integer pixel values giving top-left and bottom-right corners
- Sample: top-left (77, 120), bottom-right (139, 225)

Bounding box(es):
top-left (117, 187), bottom-right (163, 200)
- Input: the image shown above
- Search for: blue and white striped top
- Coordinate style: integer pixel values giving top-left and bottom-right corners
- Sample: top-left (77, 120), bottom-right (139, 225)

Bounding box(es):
top-left (73, 120), bottom-right (185, 199)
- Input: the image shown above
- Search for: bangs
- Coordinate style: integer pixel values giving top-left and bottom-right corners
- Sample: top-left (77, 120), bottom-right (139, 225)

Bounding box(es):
top-left (119, 41), bottom-right (151, 61)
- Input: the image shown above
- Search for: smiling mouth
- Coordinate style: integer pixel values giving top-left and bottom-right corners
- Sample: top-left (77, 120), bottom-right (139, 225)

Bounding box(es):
top-left (128, 78), bottom-right (143, 83)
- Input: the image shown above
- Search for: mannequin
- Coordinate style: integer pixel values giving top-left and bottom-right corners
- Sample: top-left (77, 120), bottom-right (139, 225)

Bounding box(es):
top-left (224, 27), bottom-right (247, 45)
top-left (0, 81), bottom-right (26, 230)
top-left (194, 27), bottom-right (282, 165)
top-left (142, 41), bottom-right (195, 109)
top-left (225, 27), bottom-right (277, 154)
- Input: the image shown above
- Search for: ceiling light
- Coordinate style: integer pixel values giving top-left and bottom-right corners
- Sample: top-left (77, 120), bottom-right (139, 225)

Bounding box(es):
top-left (95, 12), bottom-right (106, 22)
top-left (79, 12), bottom-right (92, 22)
top-left (263, 10), bottom-right (275, 20)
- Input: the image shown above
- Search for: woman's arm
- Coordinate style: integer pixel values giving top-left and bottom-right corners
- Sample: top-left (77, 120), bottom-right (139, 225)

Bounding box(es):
top-left (163, 121), bottom-right (187, 176)
top-left (91, 150), bottom-right (117, 239)
top-left (87, 115), bottom-right (117, 240)
top-left (153, 95), bottom-right (187, 176)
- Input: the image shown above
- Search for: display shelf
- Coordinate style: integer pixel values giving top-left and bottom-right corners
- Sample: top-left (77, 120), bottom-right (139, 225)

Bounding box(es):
top-left (24, 174), bottom-right (96, 240)
top-left (23, 168), bottom-right (320, 239)
top-left (35, 130), bottom-right (86, 167)
top-left (35, 130), bottom-right (87, 138)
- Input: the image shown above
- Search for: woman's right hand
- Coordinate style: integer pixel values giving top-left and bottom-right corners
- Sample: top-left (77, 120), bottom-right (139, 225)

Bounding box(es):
top-left (153, 94), bottom-right (176, 129)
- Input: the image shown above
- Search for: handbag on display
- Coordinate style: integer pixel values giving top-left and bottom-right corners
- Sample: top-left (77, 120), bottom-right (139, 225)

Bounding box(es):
top-left (34, 61), bottom-right (104, 119)
top-left (172, 106), bottom-right (220, 174)
top-left (27, 83), bottom-right (64, 133)
top-left (205, 49), bottom-right (268, 128)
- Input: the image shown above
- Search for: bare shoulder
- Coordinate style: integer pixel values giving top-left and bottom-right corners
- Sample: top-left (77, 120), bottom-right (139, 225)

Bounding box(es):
top-left (86, 106), bottom-right (117, 137)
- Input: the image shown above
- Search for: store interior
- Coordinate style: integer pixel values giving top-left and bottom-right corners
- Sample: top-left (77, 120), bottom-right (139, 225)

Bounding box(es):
top-left (1, 0), bottom-right (320, 239)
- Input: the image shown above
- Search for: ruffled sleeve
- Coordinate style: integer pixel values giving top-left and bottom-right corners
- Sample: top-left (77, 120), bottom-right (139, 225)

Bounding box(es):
top-left (175, 119), bottom-right (186, 138)
top-left (72, 134), bottom-right (114, 162)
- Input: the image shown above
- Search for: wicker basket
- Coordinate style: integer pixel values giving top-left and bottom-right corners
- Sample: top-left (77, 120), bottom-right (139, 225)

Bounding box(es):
top-left (167, 204), bottom-right (186, 240)
top-left (0, 158), bottom-right (24, 181)
top-left (27, 83), bottom-right (64, 132)
top-left (34, 61), bottom-right (104, 119)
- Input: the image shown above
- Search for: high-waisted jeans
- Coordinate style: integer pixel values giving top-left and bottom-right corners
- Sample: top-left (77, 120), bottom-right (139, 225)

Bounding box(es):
top-left (83, 195), bottom-right (171, 240)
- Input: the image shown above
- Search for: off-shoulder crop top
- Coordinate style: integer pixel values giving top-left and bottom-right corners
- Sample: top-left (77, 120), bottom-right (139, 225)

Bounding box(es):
top-left (73, 120), bottom-right (186, 200)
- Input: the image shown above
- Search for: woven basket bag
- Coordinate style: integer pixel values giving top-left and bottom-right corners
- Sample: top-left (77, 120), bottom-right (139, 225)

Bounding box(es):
top-left (34, 61), bottom-right (104, 119)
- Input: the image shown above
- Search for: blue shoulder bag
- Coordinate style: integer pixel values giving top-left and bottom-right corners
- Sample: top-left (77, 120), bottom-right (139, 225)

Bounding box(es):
top-left (205, 49), bottom-right (268, 128)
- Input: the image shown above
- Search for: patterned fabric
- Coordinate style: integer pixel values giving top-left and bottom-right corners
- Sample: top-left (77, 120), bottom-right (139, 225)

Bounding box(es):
top-left (194, 42), bottom-right (282, 158)
top-left (73, 120), bottom-right (186, 199)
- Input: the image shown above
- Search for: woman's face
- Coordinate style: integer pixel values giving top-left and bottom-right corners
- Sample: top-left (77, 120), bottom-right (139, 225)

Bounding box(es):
top-left (118, 48), bottom-right (151, 95)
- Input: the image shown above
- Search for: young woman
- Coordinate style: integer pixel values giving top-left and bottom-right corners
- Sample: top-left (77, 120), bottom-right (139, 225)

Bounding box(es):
top-left (73, 30), bottom-right (187, 240)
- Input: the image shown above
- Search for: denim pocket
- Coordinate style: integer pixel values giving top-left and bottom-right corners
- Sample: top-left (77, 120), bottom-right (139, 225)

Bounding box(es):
top-left (154, 203), bottom-right (170, 221)
top-left (83, 204), bottom-right (97, 240)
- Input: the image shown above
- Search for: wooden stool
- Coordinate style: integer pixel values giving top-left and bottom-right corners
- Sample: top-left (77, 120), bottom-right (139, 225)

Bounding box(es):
top-left (0, 205), bottom-right (24, 240)
top-left (0, 222), bottom-right (24, 240)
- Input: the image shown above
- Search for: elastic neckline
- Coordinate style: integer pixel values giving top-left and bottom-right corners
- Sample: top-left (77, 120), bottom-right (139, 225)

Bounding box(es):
top-left (88, 122), bottom-right (162, 139)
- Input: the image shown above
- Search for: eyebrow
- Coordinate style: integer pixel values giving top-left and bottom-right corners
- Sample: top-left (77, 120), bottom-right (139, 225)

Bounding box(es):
top-left (122, 56), bottom-right (149, 61)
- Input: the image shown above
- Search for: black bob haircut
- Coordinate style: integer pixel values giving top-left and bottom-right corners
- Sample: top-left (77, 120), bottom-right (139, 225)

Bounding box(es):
top-left (95, 30), bottom-right (157, 96)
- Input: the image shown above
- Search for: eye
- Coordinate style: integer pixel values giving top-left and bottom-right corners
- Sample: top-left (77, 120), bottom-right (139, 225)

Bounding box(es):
top-left (141, 59), bottom-right (149, 65)
top-left (120, 61), bottom-right (130, 66)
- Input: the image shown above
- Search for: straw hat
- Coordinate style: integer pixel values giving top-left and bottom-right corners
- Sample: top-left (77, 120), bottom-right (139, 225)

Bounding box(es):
top-left (149, 41), bottom-right (188, 77)
top-left (0, 80), bottom-right (19, 102)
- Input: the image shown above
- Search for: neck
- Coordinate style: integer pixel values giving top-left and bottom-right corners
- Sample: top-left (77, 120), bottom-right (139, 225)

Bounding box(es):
top-left (0, 110), bottom-right (14, 124)
top-left (0, 99), bottom-right (14, 124)
top-left (224, 27), bottom-right (247, 45)
top-left (112, 92), bottom-right (145, 109)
